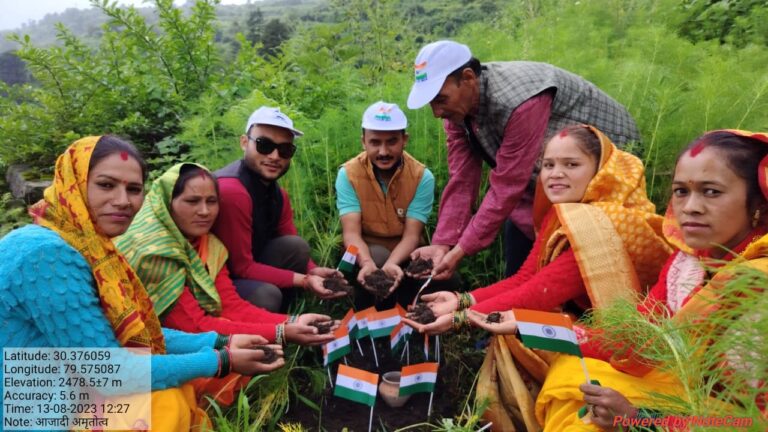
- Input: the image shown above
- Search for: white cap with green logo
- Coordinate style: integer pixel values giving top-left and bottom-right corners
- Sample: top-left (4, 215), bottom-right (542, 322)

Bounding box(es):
top-left (406, 40), bottom-right (472, 109)
top-left (361, 101), bottom-right (408, 131)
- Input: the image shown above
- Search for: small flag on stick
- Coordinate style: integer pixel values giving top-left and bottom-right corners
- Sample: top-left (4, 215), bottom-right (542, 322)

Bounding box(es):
top-left (334, 364), bottom-right (379, 406)
top-left (323, 323), bottom-right (352, 366)
top-left (399, 362), bottom-right (438, 396)
top-left (512, 309), bottom-right (582, 357)
top-left (368, 308), bottom-right (401, 339)
top-left (390, 322), bottom-right (412, 353)
top-left (353, 307), bottom-right (376, 339)
top-left (338, 245), bottom-right (359, 273)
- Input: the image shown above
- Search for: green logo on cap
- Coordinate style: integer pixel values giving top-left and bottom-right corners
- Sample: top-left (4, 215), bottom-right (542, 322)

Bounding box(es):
top-left (374, 113), bottom-right (392, 121)
top-left (415, 72), bottom-right (427, 82)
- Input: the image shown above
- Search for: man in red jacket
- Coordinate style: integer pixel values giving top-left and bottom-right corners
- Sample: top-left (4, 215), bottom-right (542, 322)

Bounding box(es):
top-left (212, 106), bottom-right (346, 312)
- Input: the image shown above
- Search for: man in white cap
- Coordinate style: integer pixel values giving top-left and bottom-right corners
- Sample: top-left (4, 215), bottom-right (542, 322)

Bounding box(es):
top-left (406, 40), bottom-right (640, 280)
top-left (335, 101), bottom-right (458, 308)
top-left (213, 106), bottom-right (346, 312)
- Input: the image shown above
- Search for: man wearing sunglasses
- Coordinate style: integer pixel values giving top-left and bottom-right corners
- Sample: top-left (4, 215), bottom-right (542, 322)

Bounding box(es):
top-left (214, 106), bottom-right (347, 312)
top-left (336, 101), bottom-right (460, 309)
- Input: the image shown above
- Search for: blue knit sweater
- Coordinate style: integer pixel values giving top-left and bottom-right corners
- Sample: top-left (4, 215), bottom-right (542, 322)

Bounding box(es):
top-left (0, 225), bottom-right (219, 403)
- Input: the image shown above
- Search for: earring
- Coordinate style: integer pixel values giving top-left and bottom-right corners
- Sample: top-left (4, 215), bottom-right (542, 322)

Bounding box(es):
top-left (752, 209), bottom-right (761, 228)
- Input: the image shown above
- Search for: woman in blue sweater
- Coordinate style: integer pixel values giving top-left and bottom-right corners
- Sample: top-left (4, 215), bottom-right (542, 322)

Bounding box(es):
top-left (0, 136), bottom-right (284, 430)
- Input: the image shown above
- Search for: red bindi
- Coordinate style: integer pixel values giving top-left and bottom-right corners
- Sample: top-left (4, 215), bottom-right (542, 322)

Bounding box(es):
top-left (119, 151), bottom-right (129, 161)
top-left (559, 130), bottom-right (569, 138)
top-left (689, 141), bottom-right (706, 157)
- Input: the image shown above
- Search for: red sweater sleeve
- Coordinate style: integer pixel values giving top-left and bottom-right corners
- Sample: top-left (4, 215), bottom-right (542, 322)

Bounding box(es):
top-left (161, 286), bottom-right (279, 341)
top-left (216, 264), bottom-right (286, 325)
top-left (470, 244), bottom-right (587, 314)
top-left (212, 178), bottom-right (296, 288)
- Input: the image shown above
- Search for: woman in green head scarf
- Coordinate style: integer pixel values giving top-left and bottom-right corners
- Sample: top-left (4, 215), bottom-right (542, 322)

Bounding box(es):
top-left (117, 163), bottom-right (337, 346)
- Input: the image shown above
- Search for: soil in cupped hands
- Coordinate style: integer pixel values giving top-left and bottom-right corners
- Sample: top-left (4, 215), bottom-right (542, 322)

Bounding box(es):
top-left (310, 320), bottom-right (333, 334)
top-left (485, 312), bottom-right (502, 323)
top-left (406, 302), bottom-right (436, 324)
top-left (405, 258), bottom-right (433, 275)
top-left (364, 269), bottom-right (395, 299)
top-left (323, 275), bottom-right (353, 294)
top-left (252, 345), bottom-right (278, 363)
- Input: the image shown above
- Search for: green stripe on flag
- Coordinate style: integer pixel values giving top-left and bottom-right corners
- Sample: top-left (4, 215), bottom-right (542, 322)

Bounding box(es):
top-left (334, 386), bottom-right (376, 406)
top-left (369, 325), bottom-right (396, 339)
top-left (399, 382), bottom-right (435, 396)
top-left (519, 334), bottom-right (582, 357)
top-left (325, 344), bottom-right (351, 366)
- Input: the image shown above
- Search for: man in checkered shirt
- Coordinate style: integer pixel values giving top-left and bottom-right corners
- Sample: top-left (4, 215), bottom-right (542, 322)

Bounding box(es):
top-left (406, 40), bottom-right (640, 280)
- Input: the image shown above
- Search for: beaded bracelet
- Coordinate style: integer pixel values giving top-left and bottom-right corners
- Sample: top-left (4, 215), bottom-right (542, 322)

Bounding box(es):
top-left (452, 310), bottom-right (468, 331)
top-left (214, 334), bottom-right (230, 349)
top-left (454, 292), bottom-right (473, 310)
top-left (276, 324), bottom-right (286, 345)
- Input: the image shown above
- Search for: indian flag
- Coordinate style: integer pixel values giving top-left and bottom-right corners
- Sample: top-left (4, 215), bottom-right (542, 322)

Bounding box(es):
top-left (323, 324), bottom-right (351, 366)
top-left (353, 307), bottom-right (376, 339)
top-left (368, 308), bottom-right (401, 339)
top-left (334, 364), bottom-right (379, 406)
top-left (341, 309), bottom-right (358, 339)
top-left (390, 322), bottom-right (412, 352)
top-left (338, 245), bottom-right (359, 273)
top-left (399, 362), bottom-right (438, 396)
top-left (512, 309), bottom-right (582, 357)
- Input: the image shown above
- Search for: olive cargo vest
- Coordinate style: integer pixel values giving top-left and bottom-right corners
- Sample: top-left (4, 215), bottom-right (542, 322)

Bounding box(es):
top-left (344, 151), bottom-right (425, 251)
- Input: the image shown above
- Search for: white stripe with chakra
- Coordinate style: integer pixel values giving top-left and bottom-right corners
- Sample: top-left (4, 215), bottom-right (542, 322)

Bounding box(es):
top-left (327, 335), bottom-right (350, 355)
top-left (336, 375), bottom-right (377, 397)
top-left (400, 372), bottom-right (437, 387)
top-left (370, 315), bottom-right (400, 330)
top-left (517, 322), bottom-right (578, 344)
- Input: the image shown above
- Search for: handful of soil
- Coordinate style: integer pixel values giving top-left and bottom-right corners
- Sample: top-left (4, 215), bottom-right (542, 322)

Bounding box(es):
top-left (322, 275), bottom-right (353, 294)
top-left (405, 258), bottom-right (433, 275)
top-left (406, 302), bottom-right (436, 324)
top-left (363, 269), bottom-right (395, 299)
top-left (485, 312), bottom-right (502, 324)
top-left (252, 345), bottom-right (279, 363)
top-left (310, 320), bottom-right (333, 334)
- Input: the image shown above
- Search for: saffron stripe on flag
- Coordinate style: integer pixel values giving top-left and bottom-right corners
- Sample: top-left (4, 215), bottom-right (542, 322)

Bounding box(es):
top-left (512, 308), bottom-right (574, 328)
top-left (400, 362), bottom-right (438, 396)
top-left (368, 309), bottom-right (401, 339)
top-left (334, 364), bottom-right (378, 407)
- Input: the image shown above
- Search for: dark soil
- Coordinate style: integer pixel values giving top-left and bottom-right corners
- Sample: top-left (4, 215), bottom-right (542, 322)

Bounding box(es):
top-left (323, 275), bottom-right (353, 294)
top-left (405, 258), bottom-right (433, 275)
top-left (485, 312), bottom-right (502, 323)
top-left (253, 345), bottom-right (278, 363)
top-left (364, 269), bottom-right (395, 299)
top-left (406, 302), bottom-right (436, 325)
top-left (281, 337), bottom-right (457, 431)
top-left (310, 320), bottom-right (333, 334)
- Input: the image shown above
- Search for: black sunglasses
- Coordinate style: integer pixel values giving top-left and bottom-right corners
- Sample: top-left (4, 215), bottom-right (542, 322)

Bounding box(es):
top-left (247, 135), bottom-right (297, 159)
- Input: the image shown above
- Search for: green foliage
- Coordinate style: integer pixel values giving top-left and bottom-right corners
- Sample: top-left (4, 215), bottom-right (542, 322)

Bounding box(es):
top-left (677, 0), bottom-right (768, 47)
top-left (0, 193), bottom-right (30, 239)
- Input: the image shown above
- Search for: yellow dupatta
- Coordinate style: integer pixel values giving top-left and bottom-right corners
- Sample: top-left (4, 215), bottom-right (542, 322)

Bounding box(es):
top-left (477, 126), bottom-right (671, 431)
top-left (29, 136), bottom-right (165, 352)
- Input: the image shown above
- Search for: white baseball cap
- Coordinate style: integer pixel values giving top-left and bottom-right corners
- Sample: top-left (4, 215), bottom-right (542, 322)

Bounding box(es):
top-left (361, 101), bottom-right (408, 131)
top-left (244, 106), bottom-right (303, 137)
top-left (406, 40), bottom-right (472, 109)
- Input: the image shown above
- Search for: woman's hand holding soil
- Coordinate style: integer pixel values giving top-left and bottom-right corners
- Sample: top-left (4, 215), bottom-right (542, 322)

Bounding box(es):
top-left (285, 313), bottom-right (338, 345)
top-left (229, 346), bottom-right (285, 374)
top-left (467, 310), bottom-right (518, 334)
top-left (402, 311), bottom-right (453, 336)
top-left (421, 291), bottom-right (460, 316)
top-left (305, 274), bottom-right (347, 300)
top-left (229, 334), bottom-right (269, 349)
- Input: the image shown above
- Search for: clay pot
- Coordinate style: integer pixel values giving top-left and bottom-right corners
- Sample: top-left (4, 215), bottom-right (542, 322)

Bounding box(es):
top-left (378, 371), bottom-right (411, 408)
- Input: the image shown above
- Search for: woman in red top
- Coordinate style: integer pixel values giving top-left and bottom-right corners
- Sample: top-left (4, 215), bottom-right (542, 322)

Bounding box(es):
top-left (117, 163), bottom-right (337, 346)
top-left (476, 130), bottom-right (768, 431)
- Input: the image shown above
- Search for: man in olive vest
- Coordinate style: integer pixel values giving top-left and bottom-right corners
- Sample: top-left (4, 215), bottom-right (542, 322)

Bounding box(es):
top-left (336, 101), bottom-right (458, 308)
top-left (406, 40), bottom-right (641, 281)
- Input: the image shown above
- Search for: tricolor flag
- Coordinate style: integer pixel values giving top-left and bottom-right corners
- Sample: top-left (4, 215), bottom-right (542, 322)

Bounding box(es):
top-left (512, 309), bottom-right (582, 357)
top-left (353, 307), bottom-right (376, 339)
top-left (390, 322), bottom-right (412, 352)
top-left (338, 245), bottom-right (359, 273)
top-left (399, 362), bottom-right (438, 396)
top-left (395, 303), bottom-right (408, 318)
top-left (341, 308), bottom-right (358, 339)
top-left (323, 323), bottom-right (351, 366)
top-left (334, 364), bottom-right (379, 406)
top-left (368, 308), bottom-right (401, 339)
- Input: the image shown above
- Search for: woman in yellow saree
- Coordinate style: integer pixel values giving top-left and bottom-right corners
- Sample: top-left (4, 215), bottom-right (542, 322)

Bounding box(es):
top-left (532, 130), bottom-right (768, 431)
top-left (0, 136), bottom-right (283, 431)
top-left (406, 125), bottom-right (672, 431)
